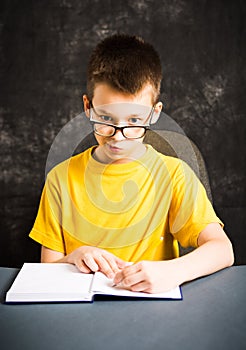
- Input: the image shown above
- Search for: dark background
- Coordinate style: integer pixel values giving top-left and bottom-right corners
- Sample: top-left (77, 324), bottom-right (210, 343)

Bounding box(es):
top-left (0, 0), bottom-right (245, 267)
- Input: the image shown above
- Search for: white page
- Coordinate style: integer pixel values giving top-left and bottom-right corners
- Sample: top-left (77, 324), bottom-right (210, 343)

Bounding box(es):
top-left (6, 263), bottom-right (93, 302)
top-left (92, 271), bottom-right (182, 299)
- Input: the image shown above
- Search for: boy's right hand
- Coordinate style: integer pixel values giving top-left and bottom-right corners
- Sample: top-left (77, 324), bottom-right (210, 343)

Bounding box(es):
top-left (65, 246), bottom-right (127, 279)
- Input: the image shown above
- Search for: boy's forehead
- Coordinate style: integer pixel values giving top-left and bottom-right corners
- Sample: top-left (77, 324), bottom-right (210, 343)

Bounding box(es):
top-left (93, 102), bottom-right (153, 116)
top-left (92, 82), bottom-right (155, 106)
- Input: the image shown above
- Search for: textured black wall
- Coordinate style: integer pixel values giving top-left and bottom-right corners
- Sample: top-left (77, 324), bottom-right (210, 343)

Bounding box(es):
top-left (1, 0), bottom-right (245, 267)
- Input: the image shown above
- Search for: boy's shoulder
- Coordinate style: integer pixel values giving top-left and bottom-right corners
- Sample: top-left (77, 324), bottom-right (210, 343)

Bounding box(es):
top-left (46, 147), bottom-right (93, 179)
top-left (147, 144), bottom-right (184, 166)
top-left (147, 144), bottom-right (195, 179)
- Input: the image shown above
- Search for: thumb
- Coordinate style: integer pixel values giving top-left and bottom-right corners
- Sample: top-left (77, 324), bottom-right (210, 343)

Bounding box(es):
top-left (116, 258), bottom-right (131, 269)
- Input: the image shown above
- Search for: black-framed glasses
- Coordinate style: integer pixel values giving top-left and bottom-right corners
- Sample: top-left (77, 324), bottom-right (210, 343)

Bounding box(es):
top-left (89, 102), bottom-right (155, 139)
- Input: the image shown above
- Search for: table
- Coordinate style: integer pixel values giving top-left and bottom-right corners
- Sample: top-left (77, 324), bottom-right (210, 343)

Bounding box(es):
top-left (0, 266), bottom-right (245, 350)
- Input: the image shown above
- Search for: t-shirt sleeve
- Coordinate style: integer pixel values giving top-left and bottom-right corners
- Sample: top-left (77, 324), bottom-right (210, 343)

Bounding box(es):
top-left (29, 172), bottom-right (66, 254)
top-left (168, 160), bottom-right (223, 248)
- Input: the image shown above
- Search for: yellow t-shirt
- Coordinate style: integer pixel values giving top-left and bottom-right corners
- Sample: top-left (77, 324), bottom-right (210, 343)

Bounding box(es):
top-left (29, 145), bottom-right (222, 262)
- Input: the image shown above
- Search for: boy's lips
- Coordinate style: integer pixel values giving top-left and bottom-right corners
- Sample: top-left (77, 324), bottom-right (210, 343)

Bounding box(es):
top-left (107, 143), bottom-right (123, 152)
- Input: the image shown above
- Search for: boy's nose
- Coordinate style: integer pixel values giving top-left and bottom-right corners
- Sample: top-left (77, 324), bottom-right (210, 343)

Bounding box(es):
top-left (110, 129), bottom-right (126, 141)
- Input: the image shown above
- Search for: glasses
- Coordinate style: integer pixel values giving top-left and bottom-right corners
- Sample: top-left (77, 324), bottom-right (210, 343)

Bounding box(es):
top-left (89, 102), bottom-right (155, 139)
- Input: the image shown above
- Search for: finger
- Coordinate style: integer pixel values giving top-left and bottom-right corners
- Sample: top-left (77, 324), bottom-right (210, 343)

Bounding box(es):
top-left (102, 253), bottom-right (124, 274)
top-left (130, 281), bottom-right (150, 293)
top-left (83, 254), bottom-right (99, 272)
top-left (121, 271), bottom-right (144, 289)
top-left (75, 260), bottom-right (92, 274)
top-left (92, 255), bottom-right (115, 278)
top-left (115, 257), bottom-right (129, 269)
top-left (114, 263), bottom-right (140, 285)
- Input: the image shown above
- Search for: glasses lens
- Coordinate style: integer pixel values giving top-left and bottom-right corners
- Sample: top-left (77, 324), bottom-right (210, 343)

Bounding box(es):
top-left (94, 123), bottom-right (146, 139)
top-left (94, 123), bottom-right (114, 136)
top-left (123, 127), bottom-right (146, 138)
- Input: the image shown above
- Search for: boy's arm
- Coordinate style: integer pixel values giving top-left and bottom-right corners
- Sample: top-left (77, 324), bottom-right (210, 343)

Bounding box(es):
top-left (41, 246), bottom-right (65, 262)
top-left (113, 223), bottom-right (234, 293)
top-left (183, 222), bottom-right (234, 279)
top-left (41, 245), bottom-right (127, 279)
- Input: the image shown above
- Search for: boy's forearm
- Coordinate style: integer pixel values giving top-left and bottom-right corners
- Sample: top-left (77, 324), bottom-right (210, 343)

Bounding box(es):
top-left (174, 238), bottom-right (234, 286)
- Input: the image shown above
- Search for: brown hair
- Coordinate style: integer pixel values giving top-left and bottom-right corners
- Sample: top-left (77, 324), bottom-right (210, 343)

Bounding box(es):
top-left (86, 34), bottom-right (162, 103)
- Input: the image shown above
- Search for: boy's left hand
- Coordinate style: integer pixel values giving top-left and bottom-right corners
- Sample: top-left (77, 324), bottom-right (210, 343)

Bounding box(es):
top-left (113, 260), bottom-right (181, 293)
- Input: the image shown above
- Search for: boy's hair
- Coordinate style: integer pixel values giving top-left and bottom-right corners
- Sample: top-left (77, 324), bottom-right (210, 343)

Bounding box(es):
top-left (86, 34), bottom-right (162, 103)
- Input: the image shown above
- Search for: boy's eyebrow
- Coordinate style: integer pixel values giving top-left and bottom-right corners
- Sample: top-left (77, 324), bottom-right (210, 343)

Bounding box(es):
top-left (93, 107), bottom-right (146, 118)
top-left (92, 106), bottom-right (113, 115)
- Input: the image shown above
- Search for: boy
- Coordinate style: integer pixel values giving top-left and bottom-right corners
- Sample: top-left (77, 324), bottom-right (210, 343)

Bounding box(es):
top-left (29, 34), bottom-right (234, 293)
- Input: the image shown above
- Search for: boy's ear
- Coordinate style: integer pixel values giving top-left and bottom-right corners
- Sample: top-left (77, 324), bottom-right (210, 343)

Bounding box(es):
top-left (151, 102), bottom-right (162, 124)
top-left (82, 94), bottom-right (90, 118)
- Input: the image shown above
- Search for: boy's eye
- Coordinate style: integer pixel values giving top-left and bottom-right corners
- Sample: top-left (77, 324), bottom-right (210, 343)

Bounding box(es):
top-left (100, 115), bottom-right (112, 122)
top-left (129, 117), bottom-right (141, 124)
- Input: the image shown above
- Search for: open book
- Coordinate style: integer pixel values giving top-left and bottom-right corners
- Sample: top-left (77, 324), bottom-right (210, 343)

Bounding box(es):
top-left (5, 263), bottom-right (182, 303)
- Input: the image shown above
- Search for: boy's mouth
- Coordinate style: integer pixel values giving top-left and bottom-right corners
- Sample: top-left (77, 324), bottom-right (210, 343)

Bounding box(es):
top-left (107, 143), bottom-right (123, 152)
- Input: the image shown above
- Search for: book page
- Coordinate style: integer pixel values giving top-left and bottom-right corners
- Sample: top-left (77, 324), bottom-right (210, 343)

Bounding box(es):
top-left (6, 263), bottom-right (93, 302)
top-left (92, 272), bottom-right (182, 299)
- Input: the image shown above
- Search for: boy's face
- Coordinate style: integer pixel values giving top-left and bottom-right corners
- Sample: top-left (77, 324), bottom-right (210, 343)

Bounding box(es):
top-left (83, 83), bottom-right (162, 164)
